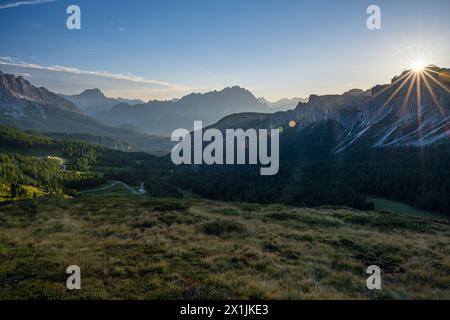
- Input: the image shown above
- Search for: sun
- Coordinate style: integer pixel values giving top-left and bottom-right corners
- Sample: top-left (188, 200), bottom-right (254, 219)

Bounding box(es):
top-left (411, 60), bottom-right (426, 72)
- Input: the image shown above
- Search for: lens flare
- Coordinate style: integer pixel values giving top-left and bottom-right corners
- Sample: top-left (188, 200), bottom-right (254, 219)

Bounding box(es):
top-left (411, 60), bottom-right (426, 72)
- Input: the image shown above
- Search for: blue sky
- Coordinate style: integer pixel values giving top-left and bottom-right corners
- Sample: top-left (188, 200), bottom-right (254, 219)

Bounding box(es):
top-left (0, 0), bottom-right (449, 101)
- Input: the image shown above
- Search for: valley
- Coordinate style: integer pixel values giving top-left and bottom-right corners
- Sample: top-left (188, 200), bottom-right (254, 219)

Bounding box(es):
top-left (0, 66), bottom-right (449, 300)
top-left (1, 0), bottom-right (449, 306)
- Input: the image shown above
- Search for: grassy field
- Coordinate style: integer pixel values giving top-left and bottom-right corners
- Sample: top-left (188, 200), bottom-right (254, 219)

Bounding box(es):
top-left (0, 196), bottom-right (449, 300)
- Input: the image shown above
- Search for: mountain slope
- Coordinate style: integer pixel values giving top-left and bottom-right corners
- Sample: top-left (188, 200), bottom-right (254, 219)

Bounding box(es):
top-left (209, 67), bottom-right (450, 154)
top-left (333, 67), bottom-right (450, 152)
top-left (0, 71), bottom-right (80, 116)
top-left (0, 71), bottom-right (172, 153)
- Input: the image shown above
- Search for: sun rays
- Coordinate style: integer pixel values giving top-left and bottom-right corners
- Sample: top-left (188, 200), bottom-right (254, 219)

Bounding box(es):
top-left (371, 64), bottom-right (449, 153)
top-left (376, 65), bottom-right (448, 119)
top-left (411, 60), bottom-right (427, 73)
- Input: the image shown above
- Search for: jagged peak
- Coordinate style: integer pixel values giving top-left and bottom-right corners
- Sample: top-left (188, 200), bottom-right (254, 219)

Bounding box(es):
top-left (178, 86), bottom-right (259, 104)
top-left (0, 71), bottom-right (81, 113)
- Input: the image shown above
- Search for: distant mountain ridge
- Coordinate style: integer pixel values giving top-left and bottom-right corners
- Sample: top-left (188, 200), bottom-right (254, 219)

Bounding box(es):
top-left (59, 87), bottom-right (306, 136)
top-left (60, 88), bottom-right (144, 115)
top-left (2, 67), bottom-right (448, 156)
top-left (0, 71), bottom-right (172, 153)
top-left (259, 97), bottom-right (308, 111)
top-left (95, 86), bottom-right (274, 136)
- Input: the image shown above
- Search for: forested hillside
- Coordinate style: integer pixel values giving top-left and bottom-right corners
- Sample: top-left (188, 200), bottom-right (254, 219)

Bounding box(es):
top-left (170, 145), bottom-right (450, 217)
top-left (0, 125), bottom-right (176, 201)
top-left (2, 125), bottom-right (449, 217)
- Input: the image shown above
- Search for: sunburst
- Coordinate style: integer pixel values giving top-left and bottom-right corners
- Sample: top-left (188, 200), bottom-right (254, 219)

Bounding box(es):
top-left (411, 60), bottom-right (427, 73)
top-left (378, 64), bottom-right (448, 117)
top-left (374, 63), bottom-right (449, 150)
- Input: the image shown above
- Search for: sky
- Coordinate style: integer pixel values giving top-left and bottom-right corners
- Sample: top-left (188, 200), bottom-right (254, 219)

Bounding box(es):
top-left (0, 0), bottom-right (449, 101)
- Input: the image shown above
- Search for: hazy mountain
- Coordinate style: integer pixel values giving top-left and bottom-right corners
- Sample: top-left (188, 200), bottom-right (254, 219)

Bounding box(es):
top-left (0, 71), bottom-right (172, 153)
top-left (60, 88), bottom-right (144, 115)
top-left (210, 66), bottom-right (450, 154)
top-left (96, 86), bottom-right (272, 136)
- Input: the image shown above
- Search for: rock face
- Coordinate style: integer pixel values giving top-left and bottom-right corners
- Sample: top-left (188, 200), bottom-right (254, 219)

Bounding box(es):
top-left (0, 71), bottom-right (81, 119)
top-left (210, 67), bottom-right (450, 154)
top-left (294, 89), bottom-right (371, 127)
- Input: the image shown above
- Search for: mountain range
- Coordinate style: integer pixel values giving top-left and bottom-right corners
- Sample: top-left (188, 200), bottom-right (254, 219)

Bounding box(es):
top-left (94, 86), bottom-right (275, 136)
top-left (1, 67), bottom-right (449, 157)
top-left (210, 66), bottom-right (450, 155)
top-left (59, 86), bottom-right (305, 137)
top-left (0, 71), bottom-right (171, 153)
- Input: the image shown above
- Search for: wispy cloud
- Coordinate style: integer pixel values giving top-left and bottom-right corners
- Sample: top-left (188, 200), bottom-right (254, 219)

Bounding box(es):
top-left (14, 72), bottom-right (31, 76)
top-left (0, 57), bottom-right (186, 90)
top-left (0, 56), bottom-right (214, 100)
top-left (0, 0), bottom-right (57, 10)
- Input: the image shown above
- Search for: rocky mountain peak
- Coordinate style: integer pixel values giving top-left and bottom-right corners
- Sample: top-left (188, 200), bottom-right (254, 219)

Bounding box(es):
top-left (0, 71), bottom-right (80, 114)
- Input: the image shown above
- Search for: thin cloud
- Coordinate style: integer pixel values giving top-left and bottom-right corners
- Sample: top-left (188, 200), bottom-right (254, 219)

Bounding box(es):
top-left (0, 0), bottom-right (57, 9)
top-left (14, 72), bottom-right (31, 76)
top-left (0, 57), bottom-right (188, 90)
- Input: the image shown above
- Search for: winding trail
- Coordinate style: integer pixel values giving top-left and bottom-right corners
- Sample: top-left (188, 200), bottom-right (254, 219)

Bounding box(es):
top-left (80, 181), bottom-right (146, 195)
